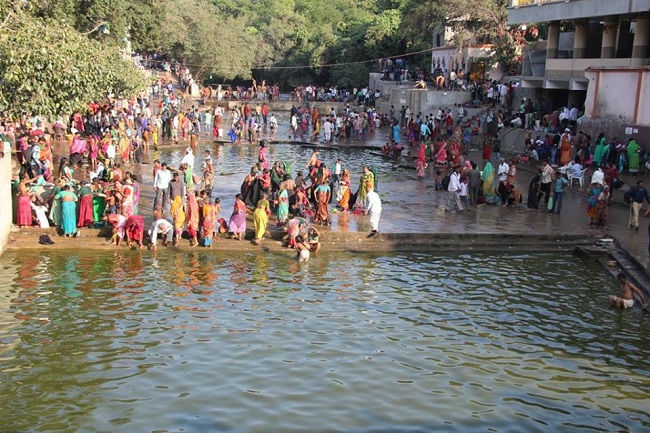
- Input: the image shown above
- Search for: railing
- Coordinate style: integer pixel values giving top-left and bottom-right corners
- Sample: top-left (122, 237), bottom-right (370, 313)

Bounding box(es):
top-left (510, 0), bottom-right (567, 6)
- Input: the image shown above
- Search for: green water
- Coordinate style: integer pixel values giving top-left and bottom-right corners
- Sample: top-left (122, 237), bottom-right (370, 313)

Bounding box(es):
top-left (0, 251), bottom-right (649, 432)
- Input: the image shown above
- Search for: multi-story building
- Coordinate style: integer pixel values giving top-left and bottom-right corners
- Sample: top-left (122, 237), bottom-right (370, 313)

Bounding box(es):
top-left (508, 0), bottom-right (650, 134)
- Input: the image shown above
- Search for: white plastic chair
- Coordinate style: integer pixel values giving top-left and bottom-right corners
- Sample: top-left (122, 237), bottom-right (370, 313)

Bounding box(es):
top-left (568, 168), bottom-right (588, 188)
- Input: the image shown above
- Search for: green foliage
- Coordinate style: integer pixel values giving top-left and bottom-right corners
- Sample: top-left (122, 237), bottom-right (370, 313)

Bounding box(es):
top-left (0, 6), bottom-right (148, 117)
top-left (1, 0), bottom-right (514, 105)
top-left (492, 31), bottom-right (521, 75)
top-left (158, 0), bottom-right (256, 81)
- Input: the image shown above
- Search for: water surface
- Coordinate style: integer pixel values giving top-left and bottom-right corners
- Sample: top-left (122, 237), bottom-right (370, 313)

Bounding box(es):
top-left (1, 251), bottom-right (648, 432)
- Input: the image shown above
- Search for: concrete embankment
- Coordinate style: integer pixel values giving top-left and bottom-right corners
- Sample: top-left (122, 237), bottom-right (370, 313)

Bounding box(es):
top-left (6, 227), bottom-right (605, 254)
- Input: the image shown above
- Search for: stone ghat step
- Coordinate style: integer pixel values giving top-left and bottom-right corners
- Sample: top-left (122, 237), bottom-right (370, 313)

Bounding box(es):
top-left (7, 229), bottom-right (605, 253)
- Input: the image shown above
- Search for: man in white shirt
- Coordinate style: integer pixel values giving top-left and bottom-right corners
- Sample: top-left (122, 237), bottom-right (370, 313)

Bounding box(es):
top-left (180, 147), bottom-right (194, 169)
top-left (569, 104), bottom-right (579, 127)
top-left (153, 162), bottom-right (172, 211)
top-left (537, 160), bottom-right (554, 205)
top-left (446, 165), bottom-right (464, 212)
top-left (497, 158), bottom-right (510, 205)
top-left (322, 118), bottom-right (333, 142)
top-left (333, 158), bottom-right (342, 183)
top-left (365, 186), bottom-right (382, 237)
top-left (570, 160), bottom-right (583, 178)
top-left (149, 218), bottom-right (174, 249)
top-left (591, 167), bottom-right (605, 186)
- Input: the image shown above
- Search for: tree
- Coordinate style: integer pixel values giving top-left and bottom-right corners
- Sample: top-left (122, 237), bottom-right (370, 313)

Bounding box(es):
top-left (0, 5), bottom-right (148, 117)
top-left (158, 0), bottom-right (257, 81)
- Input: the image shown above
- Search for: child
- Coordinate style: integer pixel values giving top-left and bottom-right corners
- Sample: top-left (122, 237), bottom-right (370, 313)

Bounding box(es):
top-left (459, 176), bottom-right (470, 209)
top-left (434, 170), bottom-right (444, 191)
top-left (307, 227), bottom-right (321, 254)
top-left (295, 235), bottom-right (310, 261)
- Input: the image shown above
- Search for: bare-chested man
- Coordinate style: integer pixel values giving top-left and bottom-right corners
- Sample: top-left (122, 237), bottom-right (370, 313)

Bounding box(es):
top-left (609, 273), bottom-right (648, 310)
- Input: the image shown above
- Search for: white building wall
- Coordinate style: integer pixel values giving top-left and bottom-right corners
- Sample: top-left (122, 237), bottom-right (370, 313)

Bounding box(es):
top-left (0, 152), bottom-right (12, 255)
top-left (584, 68), bottom-right (650, 126)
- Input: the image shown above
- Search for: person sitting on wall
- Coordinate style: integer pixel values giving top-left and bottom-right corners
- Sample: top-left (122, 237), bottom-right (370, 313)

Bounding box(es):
top-left (414, 79), bottom-right (427, 90)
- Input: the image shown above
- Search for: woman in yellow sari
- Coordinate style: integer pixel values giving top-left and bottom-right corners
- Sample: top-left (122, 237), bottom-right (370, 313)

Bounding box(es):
top-left (170, 195), bottom-right (186, 246)
top-left (117, 118), bottom-right (130, 163)
top-left (253, 200), bottom-right (269, 245)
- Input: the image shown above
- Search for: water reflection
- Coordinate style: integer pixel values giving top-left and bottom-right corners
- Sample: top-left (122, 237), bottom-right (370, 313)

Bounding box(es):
top-left (0, 250), bottom-right (649, 432)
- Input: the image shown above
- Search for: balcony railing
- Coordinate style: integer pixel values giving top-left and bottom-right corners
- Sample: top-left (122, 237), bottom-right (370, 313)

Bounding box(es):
top-left (510, 0), bottom-right (567, 6)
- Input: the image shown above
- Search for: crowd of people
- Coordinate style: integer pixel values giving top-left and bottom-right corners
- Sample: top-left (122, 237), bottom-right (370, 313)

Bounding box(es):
top-left (7, 95), bottom-right (386, 260)
top-left (7, 63), bottom-right (650, 270)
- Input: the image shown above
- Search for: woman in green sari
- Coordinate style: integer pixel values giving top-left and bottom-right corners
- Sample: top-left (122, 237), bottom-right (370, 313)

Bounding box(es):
top-left (49, 178), bottom-right (63, 228)
top-left (357, 166), bottom-right (375, 207)
top-left (593, 133), bottom-right (606, 167)
top-left (55, 185), bottom-right (78, 236)
top-left (90, 179), bottom-right (105, 222)
top-left (481, 161), bottom-right (497, 204)
top-left (627, 138), bottom-right (641, 174)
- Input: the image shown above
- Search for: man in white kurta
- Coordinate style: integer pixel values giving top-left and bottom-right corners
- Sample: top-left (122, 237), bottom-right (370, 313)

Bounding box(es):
top-left (365, 186), bottom-right (382, 237)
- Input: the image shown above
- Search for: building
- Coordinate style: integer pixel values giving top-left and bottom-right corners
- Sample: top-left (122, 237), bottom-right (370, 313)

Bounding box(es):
top-left (508, 0), bottom-right (650, 135)
top-left (430, 22), bottom-right (504, 82)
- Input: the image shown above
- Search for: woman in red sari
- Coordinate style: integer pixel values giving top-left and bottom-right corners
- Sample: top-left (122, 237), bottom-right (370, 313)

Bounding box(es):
top-left (416, 142), bottom-right (427, 178)
top-left (436, 142), bottom-right (448, 165)
top-left (482, 139), bottom-right (493, 162)
top-left (77, 181), bottom-right (94, 227)
top-left (448, 139), bottom-right (461, 165)
top-left (186, 190), bottom-right (200, 247)
top-left (124, 215), bottom-right (145, 248)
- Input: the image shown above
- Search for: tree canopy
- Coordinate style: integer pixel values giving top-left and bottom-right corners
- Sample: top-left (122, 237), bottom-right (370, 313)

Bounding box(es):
top-left (0, 1), bottom-right (149, 117)
top-left (0, 0), bottom-right (514, 116)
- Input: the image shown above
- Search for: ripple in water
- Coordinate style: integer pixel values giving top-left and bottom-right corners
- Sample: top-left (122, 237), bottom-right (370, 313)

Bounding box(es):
top-left (0, 250), bottom-right (649, 432)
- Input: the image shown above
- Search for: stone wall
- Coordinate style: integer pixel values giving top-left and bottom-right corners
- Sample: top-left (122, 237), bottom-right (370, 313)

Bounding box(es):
top-left (0, 151), bottom-right (12, 255)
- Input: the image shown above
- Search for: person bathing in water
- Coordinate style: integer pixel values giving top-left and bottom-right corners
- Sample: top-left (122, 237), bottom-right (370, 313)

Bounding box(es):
top-left (609, 273), bottom-right (648, 310)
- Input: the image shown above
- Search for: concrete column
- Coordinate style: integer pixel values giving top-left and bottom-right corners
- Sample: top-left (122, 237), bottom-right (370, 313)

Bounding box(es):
top-left (547, 21), bottom-right (560, 60)
top-left (632, 16), bottom-right (650, 59)
top-left (573, 20), bottom-right (587, 59)
top-left (601, 18), bottom-right (618, 59)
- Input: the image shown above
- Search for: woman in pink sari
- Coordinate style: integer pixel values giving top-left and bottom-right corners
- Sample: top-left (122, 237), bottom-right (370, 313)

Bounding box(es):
top-left (17, 176), bottom-right (38, 227)
top-left (228, 194), bottom-right (248, 241)
top-left (121, 180), bottom-right (134, 218)
top-left (202, 198), bottom-right (217, 247)
top-left (181, 115), bottom-right (191, 140)
top-left (258, 141), bottom-right (269, 169)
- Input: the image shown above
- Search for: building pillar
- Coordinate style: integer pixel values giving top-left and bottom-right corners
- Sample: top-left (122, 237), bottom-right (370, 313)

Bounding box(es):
top-left (632, 16), bottom-right (649, 59)
top-left (573, 20), bottom-right (587, 59)
top-left (601, 18), bottom-right (618, 59)
top-left (547, 21), bottom-right (560, 60)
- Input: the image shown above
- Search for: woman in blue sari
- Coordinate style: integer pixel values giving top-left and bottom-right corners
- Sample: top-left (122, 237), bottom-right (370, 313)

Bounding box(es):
top-left (54, 185), bottom-right (78, 236)
top-left (481, 161), bottom-right (497, 204)
top-left (276, 187), bottom-right (289, 224)
top-left (392, 119), bottom-right (400, 144)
